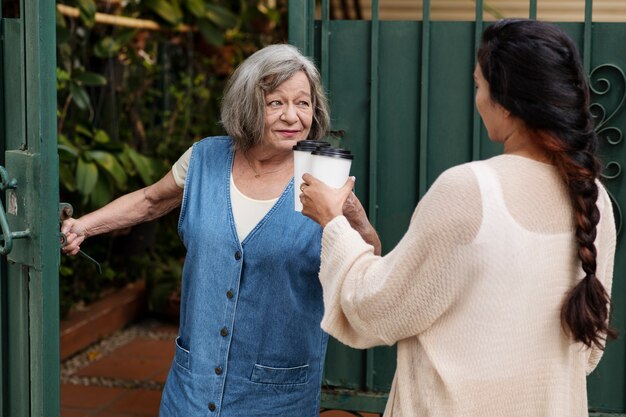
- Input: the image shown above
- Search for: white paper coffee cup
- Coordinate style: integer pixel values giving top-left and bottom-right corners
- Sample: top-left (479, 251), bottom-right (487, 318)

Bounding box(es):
top-left (310, 148), bottom-right (354, 188)
top-left (293, 140), bottom-right (331, 211)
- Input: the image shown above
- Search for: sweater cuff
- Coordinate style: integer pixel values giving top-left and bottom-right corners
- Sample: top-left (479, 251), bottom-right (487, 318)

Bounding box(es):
top-left (320, 216), bottom-right (381, 348)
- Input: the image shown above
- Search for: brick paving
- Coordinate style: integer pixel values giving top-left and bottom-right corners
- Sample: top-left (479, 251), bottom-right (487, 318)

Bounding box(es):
top-left (60, 319), bottom-right (379, 417)
top-left (61, 320), bottom-right (177, 417)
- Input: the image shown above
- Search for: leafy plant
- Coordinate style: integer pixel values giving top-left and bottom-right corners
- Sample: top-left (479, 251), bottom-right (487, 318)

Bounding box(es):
top-left (56, 0), bottom-right (287, 318)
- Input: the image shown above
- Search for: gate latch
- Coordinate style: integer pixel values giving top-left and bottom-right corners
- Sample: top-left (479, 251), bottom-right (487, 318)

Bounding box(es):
top-left (59, 203), bottom-right (102, 274)
top-left (0, 165), bottom-right (30, 256)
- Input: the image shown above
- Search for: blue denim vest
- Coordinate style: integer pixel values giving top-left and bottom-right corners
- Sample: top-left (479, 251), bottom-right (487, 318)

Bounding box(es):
top-left (159, 137), bottom-right (328, 417)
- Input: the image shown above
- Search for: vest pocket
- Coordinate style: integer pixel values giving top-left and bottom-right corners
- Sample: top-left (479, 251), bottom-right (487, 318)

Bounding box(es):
top-left (250, 363), bottom-right (309, 385)
top-left (174, 336), bottom-right (190, 371)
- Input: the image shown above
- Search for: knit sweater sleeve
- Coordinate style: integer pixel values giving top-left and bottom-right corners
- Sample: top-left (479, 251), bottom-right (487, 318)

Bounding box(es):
top-left (586, 183), bottom-right (617, 374)
top-left (319, 165), bottom-right (481, 349)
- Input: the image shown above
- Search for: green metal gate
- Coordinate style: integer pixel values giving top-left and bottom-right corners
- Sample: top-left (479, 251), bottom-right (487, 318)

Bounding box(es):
top-left (0, 0), bottom-right (59, 415)
top-left (289, 0), bottom-right (626, 415)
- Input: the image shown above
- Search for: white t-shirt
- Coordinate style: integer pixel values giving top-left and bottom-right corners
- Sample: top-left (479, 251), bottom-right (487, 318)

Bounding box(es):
top-left (172, 147), bottom-right (277, 242)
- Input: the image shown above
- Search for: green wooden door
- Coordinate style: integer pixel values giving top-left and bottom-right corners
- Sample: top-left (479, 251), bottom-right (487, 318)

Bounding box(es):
top-left (0, 0), bottom-right (59, 415)
top-left (290, 1), bottom-right (626, 415)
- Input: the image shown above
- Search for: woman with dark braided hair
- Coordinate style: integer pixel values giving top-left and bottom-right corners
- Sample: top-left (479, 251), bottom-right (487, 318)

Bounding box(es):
top-left (298, 19), bottom-right (617, 416)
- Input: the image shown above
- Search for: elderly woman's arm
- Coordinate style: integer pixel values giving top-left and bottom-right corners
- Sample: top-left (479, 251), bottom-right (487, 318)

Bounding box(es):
top-left (342, 192), bottom-right (382, 255)
top-left (61, 170), bottom-right (184, 255)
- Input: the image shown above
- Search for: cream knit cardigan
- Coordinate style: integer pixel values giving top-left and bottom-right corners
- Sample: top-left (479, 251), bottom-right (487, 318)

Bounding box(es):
top-left (319, 155), bottom-right (617, 417)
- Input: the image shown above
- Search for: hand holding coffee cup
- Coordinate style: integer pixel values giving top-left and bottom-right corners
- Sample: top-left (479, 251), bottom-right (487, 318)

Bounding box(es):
top-left (299, 173), bottom-right (355, 228)
top-left (310, 147), bottom-right (354, 188)
top-left (293, 140), bottom-right (331, 211)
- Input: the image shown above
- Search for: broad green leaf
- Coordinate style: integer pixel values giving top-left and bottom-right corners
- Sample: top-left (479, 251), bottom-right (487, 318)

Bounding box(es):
top-left (117, 151), bottom-right (134, 172)
top-left (88, 150), bottom-right (128, 188)
top-left (74, 71), bottom-right (107, 86)
top-left (76, 158), bottom-right (98, 196)
top-left (144, 0), bottom-right (183, 25)
top-left (90, 175), bottom-right (114, 208)
top-left (58, 144), bottom-right (79, 160)
top-left (77, 0), bottom-right (96, 27)
top-left (184, 0), bottom-right (205, 17)
top-left (94, 130), bottom-right (110, 144)
top-left (58, 133), bottom-right (72, 146)
top-left (94, 37), bottom-right (122, 59)
top-left (205, 3), bottom-right (237, 29)
top-left (125, 146), bottom-right (155, 185)
top-left (197, 19), bottom-right (223, 46)
top-left (69, 82), bottom-right (90, 111)
top-left (114, 30), bottom-right (138, 47)
top-left (60, 163), bottom-right (77, 192)
top-left (57, 68), bottom-right (70, 81)
top-left (75, 125), bottom-right (93, 138)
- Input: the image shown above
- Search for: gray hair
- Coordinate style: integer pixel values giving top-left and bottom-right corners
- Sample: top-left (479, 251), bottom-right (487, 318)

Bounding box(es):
top-left (220, 44), bottom-right (330, 152)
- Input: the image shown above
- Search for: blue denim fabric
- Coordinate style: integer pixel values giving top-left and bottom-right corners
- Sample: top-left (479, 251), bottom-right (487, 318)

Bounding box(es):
top-left (159, 137), bottom-right (328, 417)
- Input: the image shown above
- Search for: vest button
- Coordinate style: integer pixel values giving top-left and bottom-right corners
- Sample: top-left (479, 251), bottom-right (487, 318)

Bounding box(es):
top-left (215, 366), bottom-right (223, 375)
top-left (208, 402), bottom-right (216, 411)
top-left (234, 251), bottom-right (241, 260)
top-left (220, 327), bottom-right (228, 337)
top-left (226, 290), bottom-right (234, 299)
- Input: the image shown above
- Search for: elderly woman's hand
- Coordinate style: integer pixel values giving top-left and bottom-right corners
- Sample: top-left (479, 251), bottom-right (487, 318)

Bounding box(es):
top-left (61, 217), bottom-right (87, 256)
top-left (342, 191), bottom-right (382, 255)
top-left (300, 173), bottom-right (354, 228)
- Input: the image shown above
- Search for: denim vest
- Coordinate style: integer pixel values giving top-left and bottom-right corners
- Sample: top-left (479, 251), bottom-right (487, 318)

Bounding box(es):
top-left (159, 137), bottom-right (328, 417)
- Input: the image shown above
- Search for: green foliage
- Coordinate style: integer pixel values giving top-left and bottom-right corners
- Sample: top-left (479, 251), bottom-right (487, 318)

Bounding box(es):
top-left (56, 0), bottom-right (287, 318)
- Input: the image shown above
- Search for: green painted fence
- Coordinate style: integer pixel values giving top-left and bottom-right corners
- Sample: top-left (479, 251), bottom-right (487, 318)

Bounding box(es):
top-left (290, 1), bottom-right (626, 415)
top-left (0, 0), bottom-right (60, 415)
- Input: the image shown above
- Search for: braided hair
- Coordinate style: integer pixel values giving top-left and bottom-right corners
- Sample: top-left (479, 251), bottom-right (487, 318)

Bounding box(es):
top-left (477, 19), bottom-right (617, 349)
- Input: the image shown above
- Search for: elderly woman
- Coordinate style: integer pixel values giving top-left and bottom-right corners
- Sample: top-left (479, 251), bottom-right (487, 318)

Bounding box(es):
top-left (62, 44), bottom-right (380, 416)
top-left (300, 19), bottom-right (616, 416)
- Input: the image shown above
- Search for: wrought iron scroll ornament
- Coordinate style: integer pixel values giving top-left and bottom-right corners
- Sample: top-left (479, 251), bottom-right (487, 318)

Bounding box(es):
top-left (589, 63), bottom-right (625, 236)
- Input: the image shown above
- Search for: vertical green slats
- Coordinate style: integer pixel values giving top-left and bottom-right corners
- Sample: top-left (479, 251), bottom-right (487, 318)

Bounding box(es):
top-left (288, 0), bottom-right (313, 56)
top-left (472, 0), bottom-right (483, 161)
top-left (24, 0), bottom-right (60, 413)
top-left (366, 0), bottom-right (380, 392)
top-left (308, 0), bottom-right (315, 57)
top-left (368, 0), bottom-right (379, 225)
top-left (2, 17), bottom-right (29, 417)
top-left (529, 0), bottom-right (537, 19)
top-left (418, 0), bottom-right (431, 196)
top-left (321, 0), bottom-right (330, 90)
top-left (583, 0), bottom-right (593, 73)
top-left (0, 10), bottom-right (4, 416)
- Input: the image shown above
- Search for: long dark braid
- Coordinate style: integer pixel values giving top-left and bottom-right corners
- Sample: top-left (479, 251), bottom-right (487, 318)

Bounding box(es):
top-left (478, 19), bottom-right (617, 349)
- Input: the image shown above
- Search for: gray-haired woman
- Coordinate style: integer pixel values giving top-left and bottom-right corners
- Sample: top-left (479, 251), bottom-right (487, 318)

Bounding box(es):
top-left (61, 44), bottom-right (380, 416)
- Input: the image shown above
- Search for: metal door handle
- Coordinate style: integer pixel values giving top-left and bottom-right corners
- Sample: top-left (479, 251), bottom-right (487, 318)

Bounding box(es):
top-left (0, 166), bottom-right (30, 255)
top-left (59, 202), bottom-right (102, 274)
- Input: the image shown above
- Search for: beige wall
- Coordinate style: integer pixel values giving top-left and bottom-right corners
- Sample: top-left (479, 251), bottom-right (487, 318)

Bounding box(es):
top-left (329, 0), bottom-right (626, 21)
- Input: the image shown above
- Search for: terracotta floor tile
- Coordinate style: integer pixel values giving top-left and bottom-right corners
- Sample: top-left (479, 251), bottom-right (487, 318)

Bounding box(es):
top-left (76, 356), bottom-right (171, 381)
top-left (92, 412), bottom-right (140, 417)
top-left (108, 389), bottom-right (163, 415)
top-left (152, 369), bottom-right (170, 383)
top-left (61, 384), bottom-right (127, 409)
top-left (61, 409), bottom-right (92, 417)
top-left (113, 338), bottom-right (175, 360)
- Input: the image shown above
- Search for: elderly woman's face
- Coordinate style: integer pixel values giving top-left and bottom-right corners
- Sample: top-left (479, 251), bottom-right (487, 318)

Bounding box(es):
top-left (262, 71), bottom-right (313, 153)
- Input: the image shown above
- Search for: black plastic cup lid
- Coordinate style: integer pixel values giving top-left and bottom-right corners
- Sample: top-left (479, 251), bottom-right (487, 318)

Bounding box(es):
top-left (311, 147), bottom-right (354, 160)
top-left (293, 140), bottom-right (331, 151)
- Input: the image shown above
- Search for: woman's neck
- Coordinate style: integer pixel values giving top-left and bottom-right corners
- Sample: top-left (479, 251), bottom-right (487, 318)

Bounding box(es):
top-left (502, 127), bottom-right (553, 165)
